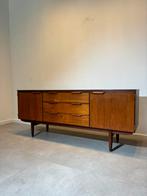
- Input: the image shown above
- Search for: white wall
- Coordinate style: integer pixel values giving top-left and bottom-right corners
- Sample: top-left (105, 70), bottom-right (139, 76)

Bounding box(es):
top-left (0, 0), bottom-right (13, 124)
top-left (9, 0), bottom-right (147, 132)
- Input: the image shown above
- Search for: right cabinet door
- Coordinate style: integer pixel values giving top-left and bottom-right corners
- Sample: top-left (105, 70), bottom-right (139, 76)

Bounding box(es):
top-left (90, 91), bottom-right (135, 132)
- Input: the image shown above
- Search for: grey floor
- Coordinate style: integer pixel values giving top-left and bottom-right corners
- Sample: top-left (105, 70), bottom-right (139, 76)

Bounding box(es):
top-left (0, 123), bottom-right (147, 196)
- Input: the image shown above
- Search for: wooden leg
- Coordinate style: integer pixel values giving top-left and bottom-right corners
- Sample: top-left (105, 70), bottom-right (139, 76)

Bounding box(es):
top-left (116, 134), bottom-right (119, 143)
top-left (109, 131), bottom-right (113, 152)
top-left (46, 124), bottom-right (49, 132)
top-left (31, 122), bottom-right (35, 137)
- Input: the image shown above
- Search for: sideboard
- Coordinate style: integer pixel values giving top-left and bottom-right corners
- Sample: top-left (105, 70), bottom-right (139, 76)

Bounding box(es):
top-left (17, 90), bottom-right (138, 151)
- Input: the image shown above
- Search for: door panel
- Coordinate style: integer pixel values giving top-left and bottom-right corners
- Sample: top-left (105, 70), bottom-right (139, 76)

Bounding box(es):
top-left (18, 92), bottom-right (42, 121)
top-left (90, 92), bottom-right (135, 132)
top-left (90, 92), bottom-right (110, 129)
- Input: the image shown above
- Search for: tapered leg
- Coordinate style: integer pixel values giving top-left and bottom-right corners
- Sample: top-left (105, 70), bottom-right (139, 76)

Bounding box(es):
top-left (116, 134), bottom-right (119, 143)
top-left (31, 122), bottom-right (35, 137)
top-left (46, 124), bottom-right (49, 132)
top-left (109, 131), bottom-right (113, 152)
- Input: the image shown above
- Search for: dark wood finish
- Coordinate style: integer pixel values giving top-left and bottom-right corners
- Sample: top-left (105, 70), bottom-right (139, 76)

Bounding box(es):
top-left (18, 92), bottom-right (42, 121)
top-left (31, 122), bottom-right (35, 137)
top-left (46, 124), bottom-right (49, 132)
top-left (109, 131), bottom-right (114, 152)
top-left (17, 89), bottom-right (138, 151)
top-left (90, 92), bottom-right (135, 132)
top-left (116, 134), bottom-right (119, 143)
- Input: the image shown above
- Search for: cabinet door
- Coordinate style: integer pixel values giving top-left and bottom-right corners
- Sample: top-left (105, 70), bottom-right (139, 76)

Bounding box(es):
top-left (90, 91), bottom-right (135, 132)
top-left (18, 92), bottom-right (42, 121)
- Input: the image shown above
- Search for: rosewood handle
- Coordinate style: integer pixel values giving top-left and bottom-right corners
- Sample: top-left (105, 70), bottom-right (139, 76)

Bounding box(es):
top-left (71, 114), bottom-right (83, 117)
top-left (92, 91), bottom-right (105, 95)
top-left (32, 92), bottom-right (41, 94)
top-left (49, 112), bottom-right (59, 115)
top-left (49, 102), bottom-right (58, 104)
top-left (47, 92), bottom-right (57, 94)
top-left (71, 92), bottom-right (82, 94)
top-left (71, 103), bottom-right (82, 105)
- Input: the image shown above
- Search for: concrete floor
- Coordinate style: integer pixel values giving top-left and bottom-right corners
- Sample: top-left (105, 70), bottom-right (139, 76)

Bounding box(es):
top-left (0, 123), bottom-right (147, 196)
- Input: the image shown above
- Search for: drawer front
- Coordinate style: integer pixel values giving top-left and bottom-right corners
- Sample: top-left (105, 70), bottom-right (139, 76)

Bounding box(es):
top-left (43, 113), bottom-right (89, 127)
top-left (43, 102), bottom-right (89, 115)
top-left (43, 92), bottom-right (89, 103)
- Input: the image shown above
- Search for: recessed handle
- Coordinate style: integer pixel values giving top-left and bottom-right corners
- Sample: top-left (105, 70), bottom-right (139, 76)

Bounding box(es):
top-left (71, 114), bottom-right (83, 117)
top-left (48, 92), bottom-right (57, 94)
top-left (92, 91), bottom-right (105, 95)
top-left (49, 112), bottom-right (59, 115)
top-left (49, 102), bottom-right (58, 104)
top-left (32, 92), bottom-right (41, 94)
top-left (71, 103), bottom-right (82, 105)
top-left (71, 91), bottom-right (82, 94)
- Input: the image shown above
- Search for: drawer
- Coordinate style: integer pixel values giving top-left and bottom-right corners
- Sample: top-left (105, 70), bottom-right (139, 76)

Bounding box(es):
top-left (43, 113), bottom-right (89, 127)
top-left (43, 102), bottom-right (89, 115)
top-left (43, 92), bottom-right (89, 103)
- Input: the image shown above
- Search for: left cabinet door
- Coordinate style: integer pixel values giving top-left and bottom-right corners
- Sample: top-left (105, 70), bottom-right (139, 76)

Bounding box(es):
top-left (18, 92), bottom-right (42, 121)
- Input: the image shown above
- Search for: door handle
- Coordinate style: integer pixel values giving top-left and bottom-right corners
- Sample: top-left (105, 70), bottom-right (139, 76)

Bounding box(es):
top-left (48, 92), bottom-right (57, 94)
top-left (49, 112), bottom-right (59, 115)
top-left (71, 114), bottom-right (83, 117)
top-left (92, 91), bottom-right (105, 95)
top-left (71, 103), bottom-right (82, 105)
top-left (32, 92), bottom-right (41, 94)
top-left (49, 102), bottom-right (58, 104)
top-left (71, 91), bottom-right (82, 94)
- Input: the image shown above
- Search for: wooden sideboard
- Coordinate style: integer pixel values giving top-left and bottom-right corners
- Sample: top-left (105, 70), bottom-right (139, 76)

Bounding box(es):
top-left (17, 90), bottom-right (138, 151)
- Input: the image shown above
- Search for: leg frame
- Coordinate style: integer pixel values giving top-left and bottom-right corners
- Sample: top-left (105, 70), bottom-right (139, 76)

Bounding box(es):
top-left (108, 131), bottom-right (114, 152)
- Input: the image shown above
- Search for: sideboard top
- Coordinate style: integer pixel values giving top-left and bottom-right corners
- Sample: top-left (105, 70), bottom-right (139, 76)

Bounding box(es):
top-left (17, 89), bottom-right (138, 93)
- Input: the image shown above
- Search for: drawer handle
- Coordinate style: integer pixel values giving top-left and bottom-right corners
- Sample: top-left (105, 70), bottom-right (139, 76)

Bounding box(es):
top-left (71, 103), bottom-right (82, 105)
top-left (49, 112), bottom-right (59, 115)
top-left (71, 114), bottom-right (83, 117)
top-left (47, 92), bottom-right (57, 94)
top-left (71, 91), bottom-right (82, 94)
top-left (92, 91), bottom-right (105, 95)
top-left (32, 92), bottom-right (41, 94)
top-left (49, 102), bottom-right (58, 104)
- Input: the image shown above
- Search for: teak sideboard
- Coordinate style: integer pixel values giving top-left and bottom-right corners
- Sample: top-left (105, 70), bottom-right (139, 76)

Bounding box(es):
top-left (17, 90), bottom-right (138, 151)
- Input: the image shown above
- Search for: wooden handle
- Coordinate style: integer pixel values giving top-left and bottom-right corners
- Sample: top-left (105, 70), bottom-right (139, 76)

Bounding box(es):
top-left (92, 91), bottom-right (105, 95)
top-left (49, 102), bottom-right (58, 104)
top-left (71, 91), bottom-right (82, 94)
top-left (32, 92), bottom-right (41, 94)
top-left (71, 103), bottom-right (82, 105)
top-left (49, 112), bottom-right (59, 115)
top-left (71, 114), bottom-right (83, 117)
top-left (48, 92), bottom-right (57, 94)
